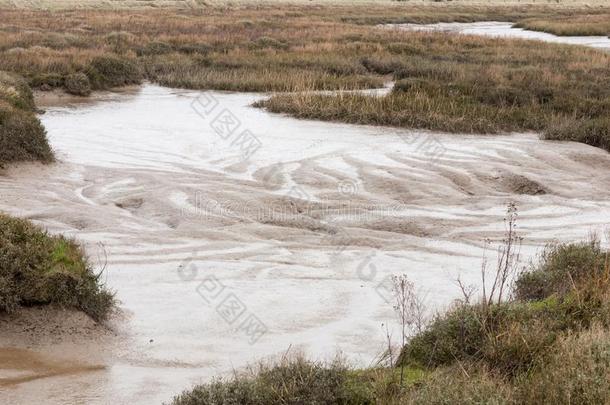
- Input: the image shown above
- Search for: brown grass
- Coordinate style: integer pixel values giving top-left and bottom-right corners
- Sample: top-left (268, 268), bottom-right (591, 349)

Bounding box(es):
top-left (0, 3), bottom-right (610, 148)
top-left (515, 14), bottom-right (610, 36)
top-left (258, 33), bottom-right (610, 148)
top-left (0, 4), bottom-right (608, 93)
top-left (0, 3), bottom-right (608, 156)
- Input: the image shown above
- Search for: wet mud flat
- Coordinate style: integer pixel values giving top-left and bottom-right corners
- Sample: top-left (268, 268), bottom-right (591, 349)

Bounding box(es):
top-left (1, 85), bottom-right (610, 403)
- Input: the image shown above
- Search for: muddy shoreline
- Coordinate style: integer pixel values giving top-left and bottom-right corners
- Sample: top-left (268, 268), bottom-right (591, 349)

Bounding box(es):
top-left (1, 83), bottom-right (610, 403)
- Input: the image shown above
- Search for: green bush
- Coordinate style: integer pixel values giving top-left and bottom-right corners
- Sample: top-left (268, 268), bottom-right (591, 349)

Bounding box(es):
top-left (172, 356), bottom-right (373, 405)
top-left (514, 240), bottom-right (606, 301)
top-left (518, 325), bottom-right (610, 404)
top-left (481, 308), bottom-right (558, 375)
top-left (398, 296), bottom-right (598, 375)
top-left (393, 78), bottom-right (440, 94)
top-left (0, 71), bottom-right (53, 166)
top-left (0, 102), bottom-right (53, 166)
top-left (403, 363), bottom-right (515, 405)
top-left (87, 55), bottom-right (142, 89)
top-left (0, 214), bottom-right (114, 321)
top-left (399, 239), bottom-right (610, 378)
top-left (544, 116), bottom-right (610, 152)
top-left (177, 43), bottom-right (212, 55)
top-left (104, 31), bottom-right (135, 54)
top-left (64, 72), bottom-right (92, 96)
top-left (399, 304), bottom-right (486, 369)
top-left (361, 56), bottom-right (405, 75)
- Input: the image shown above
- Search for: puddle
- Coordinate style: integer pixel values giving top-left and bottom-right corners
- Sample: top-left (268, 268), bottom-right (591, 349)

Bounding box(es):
top-left (1, 84), bottom-right (610, 403)
top-left (386, 21), bottom-right (610, 50)
top-left (0, 348), bottom-right (104, 387)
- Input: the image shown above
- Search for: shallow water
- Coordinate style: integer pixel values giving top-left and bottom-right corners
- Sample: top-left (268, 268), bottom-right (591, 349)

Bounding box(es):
top-left (387, 21), bottom-right (610, 50)
top-left (2, 84), bottom-right (610, 403)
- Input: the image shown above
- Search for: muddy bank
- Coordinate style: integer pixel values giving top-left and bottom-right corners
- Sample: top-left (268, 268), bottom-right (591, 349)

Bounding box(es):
top-left (2, 84), bottom-right (610, 403)
top-left (0, 307), bottom-right (121, 403)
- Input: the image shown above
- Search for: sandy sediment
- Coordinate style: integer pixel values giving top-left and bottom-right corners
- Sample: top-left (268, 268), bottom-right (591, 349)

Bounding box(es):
top-left (1, 85), bottom-right (610, 403)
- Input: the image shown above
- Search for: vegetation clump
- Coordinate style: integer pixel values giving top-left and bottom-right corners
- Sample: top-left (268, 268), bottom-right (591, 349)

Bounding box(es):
top-left (0, 71), bottom-right (53, 166)
top-left (64, 72), bottom-right (92, 96)
top-left (395, 229), bottom-right (610, 402)
top-left (0, 214), bottom-right (114, 321)
top-left (514, 240), bottom-right (607, 301)
top-left (86, 56), bottom-right (142, 89)
top-left (172, 356), bottom-right (373, 405)
top-left (514, 14), bottom-right (610, 37)
top-left (137, 41), bottom-right (173, 56)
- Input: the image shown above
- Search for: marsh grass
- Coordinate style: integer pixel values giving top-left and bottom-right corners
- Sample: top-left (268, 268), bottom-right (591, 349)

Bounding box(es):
top-left (0, 214), bottom-right (114, 321)
top-left (514, 14), bottom-right (610, 37)
top-left (171, 354), bottom-right (427, 405)
top-left (258, 33), bottom-right (610, 150)
top-left (391, 233), bottom-right (610, 403)
top-left (0, 5), bottom-right (607, 94)
top-left (172, 355), bottom-right (370, 405)
top-left (0, 71), bottom-right (53, 166)
top-left (0, 5), bottom-right (608, 150)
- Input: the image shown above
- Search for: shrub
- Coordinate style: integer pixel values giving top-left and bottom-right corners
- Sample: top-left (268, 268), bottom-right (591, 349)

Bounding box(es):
top-left (0, 71), bottom-right (53, 166)
top-left (0, 214), bottom-right (114, 321)
top-left (543, 117), bottom-right (610, 153)
top-left (393, 58), bottom-right (460, 81)
top-left (518, 325), bottom-right (610, 404)
top-left (86, 56), bottom-right (142, 89)
top-left (481, 309), bottom-right (558, 375)
top-left (514, 240), bottom-right (607, 301)
top-left (137, 41), bottom-right (173, 56)
top-left (0, 102), bottom-right (53, 166)
top-left (29, 73), bottom-right (64, 90)
top-left (403, 363), bottom-right (515, 405)
top-left (177, 43), bottom-right (212, 55)
top-left (172, 356), bottom-right (373, 405)
top-left (64, 72), bottom-right (92, 96)
top-left (393, 78), bottom-right (440, 94)
top-left (104, 31), bottom-right (135, 54)
top-left (399, 304), bottom-right (486, 368)
top-left (398, 297), bottom-right (594, 376)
